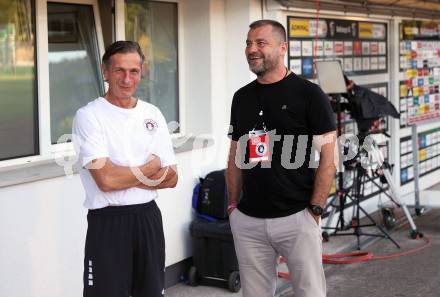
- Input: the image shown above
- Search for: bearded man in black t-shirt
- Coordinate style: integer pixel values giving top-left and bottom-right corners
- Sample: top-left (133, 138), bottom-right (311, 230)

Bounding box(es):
top-left (226, 20), bottom-right (336, 297)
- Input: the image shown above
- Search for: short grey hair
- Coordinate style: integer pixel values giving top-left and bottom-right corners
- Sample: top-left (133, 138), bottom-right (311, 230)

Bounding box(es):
top-left (249, 19), bottom-right (287, 42)
top-left (102, 40), bottom-right (145, 68)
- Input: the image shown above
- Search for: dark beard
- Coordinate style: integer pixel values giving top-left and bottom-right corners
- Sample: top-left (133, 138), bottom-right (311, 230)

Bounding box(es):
top-left (250, 66), bottom-right (266, 76)
top-left (248, 56), bottom-right (277, 77)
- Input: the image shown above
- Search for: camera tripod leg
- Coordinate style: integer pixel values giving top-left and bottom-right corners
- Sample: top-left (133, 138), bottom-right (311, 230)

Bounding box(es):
top-left (356, 203), bottom-right (401, 249)
top-left (382, 169), bottom-right (419, 235)
top-left (323, 191), bottom-right (353, 234)
top-left (322, 195), bottom-right (343, 240)
top-left (324, 195), bottom-right (337, 228)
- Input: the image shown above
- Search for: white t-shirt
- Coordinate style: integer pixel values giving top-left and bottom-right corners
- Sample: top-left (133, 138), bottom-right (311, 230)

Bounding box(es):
top-left (73, 97), bottom-right (176, 209)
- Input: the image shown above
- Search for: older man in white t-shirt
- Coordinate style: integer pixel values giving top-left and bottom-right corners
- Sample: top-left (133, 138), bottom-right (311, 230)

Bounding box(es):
top-left (73, 41), bottom-right (177, 297)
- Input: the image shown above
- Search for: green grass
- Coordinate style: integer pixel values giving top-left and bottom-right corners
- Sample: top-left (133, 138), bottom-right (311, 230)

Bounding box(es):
top-left (0, 75), bottom-right (36, 121)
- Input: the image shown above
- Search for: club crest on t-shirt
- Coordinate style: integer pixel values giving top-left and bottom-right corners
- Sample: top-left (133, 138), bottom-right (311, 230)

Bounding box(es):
top-left (144, 119), bottom-right (158, 134)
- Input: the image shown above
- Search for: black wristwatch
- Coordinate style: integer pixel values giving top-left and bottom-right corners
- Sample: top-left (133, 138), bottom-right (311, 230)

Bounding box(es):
top-left (308, 204), bottom-right (323, 216)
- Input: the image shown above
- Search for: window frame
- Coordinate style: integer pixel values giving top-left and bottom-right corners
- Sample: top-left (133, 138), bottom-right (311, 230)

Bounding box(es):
top-left (43, 0), bottom-right (105, 155)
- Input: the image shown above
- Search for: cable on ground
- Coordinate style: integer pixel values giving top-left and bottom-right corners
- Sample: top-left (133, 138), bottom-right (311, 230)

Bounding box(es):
top-left (277, 236), bottom-right (431, 281)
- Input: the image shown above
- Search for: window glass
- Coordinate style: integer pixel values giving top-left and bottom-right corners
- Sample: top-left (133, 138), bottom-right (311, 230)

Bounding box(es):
top-left (0, 0), bottom-right (38, 160)
top-left (48, 2), bottom-right (103, 144)
top-left (125, 1), bottom-right (179, 127)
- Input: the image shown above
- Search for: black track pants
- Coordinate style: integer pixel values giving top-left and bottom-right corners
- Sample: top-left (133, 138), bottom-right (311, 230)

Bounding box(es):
top-left (83, 201), bottom-right (165, 297)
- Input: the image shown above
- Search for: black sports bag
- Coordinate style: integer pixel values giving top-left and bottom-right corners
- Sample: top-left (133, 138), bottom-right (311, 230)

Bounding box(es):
top-left (197, 169), bottom-right (228, 219)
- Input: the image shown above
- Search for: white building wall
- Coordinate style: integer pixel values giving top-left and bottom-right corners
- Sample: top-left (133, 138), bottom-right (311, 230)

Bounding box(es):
top-left (0, 176), bottom-right (86, 297)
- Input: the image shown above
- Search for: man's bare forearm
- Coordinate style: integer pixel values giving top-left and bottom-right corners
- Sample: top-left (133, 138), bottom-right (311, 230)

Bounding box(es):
top-left (136, 165), bottom-right (178, 190)
top-left (310, 131), bottom-right (337, 207)
top-left (311, 162), bottom-right (336, 207)
top-left (226, 141), bottom-right (242, 205)
top-left (88, 155), bottom-right (162, 192)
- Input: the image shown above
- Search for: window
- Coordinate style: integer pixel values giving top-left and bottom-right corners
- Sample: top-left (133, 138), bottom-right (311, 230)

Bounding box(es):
top-left (0, 0), bottom-right (38, 161)
top-left (125, 0), bottom-right (179, 126)
top-left (0, 0), bottom-right (179, 165)
top-left (48, 2), bottom-right (103, 144)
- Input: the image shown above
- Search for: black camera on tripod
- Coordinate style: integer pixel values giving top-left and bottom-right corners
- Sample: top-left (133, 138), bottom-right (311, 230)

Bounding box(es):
top-left (339, 74), bottom-right (400, 183)
top-left (315, 61), bottom-right (406, 249)
top-left (338, 74), bottom-right (400, 134)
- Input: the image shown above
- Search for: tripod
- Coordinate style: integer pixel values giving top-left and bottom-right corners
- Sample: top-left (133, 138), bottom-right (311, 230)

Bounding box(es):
top-left (323, 132), bottom-right (421, 250)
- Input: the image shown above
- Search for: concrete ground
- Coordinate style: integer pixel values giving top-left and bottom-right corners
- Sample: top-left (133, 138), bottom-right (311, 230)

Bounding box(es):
top-left (324, 208), bottom-right (440, 297)
top-left (166, 206), bottom-right (440, 297)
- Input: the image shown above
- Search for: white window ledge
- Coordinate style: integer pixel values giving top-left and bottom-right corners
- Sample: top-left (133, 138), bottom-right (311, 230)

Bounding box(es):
top-left (0, 136), bottom-right (214, 188)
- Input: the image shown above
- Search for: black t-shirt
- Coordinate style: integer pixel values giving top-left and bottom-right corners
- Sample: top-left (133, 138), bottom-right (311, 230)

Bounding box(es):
top-left (229, 73), bottom-right (336, 218)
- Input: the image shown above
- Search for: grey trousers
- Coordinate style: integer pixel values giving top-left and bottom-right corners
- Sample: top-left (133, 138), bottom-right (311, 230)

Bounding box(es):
top-left (229, 208), bottom-right (326, 297)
